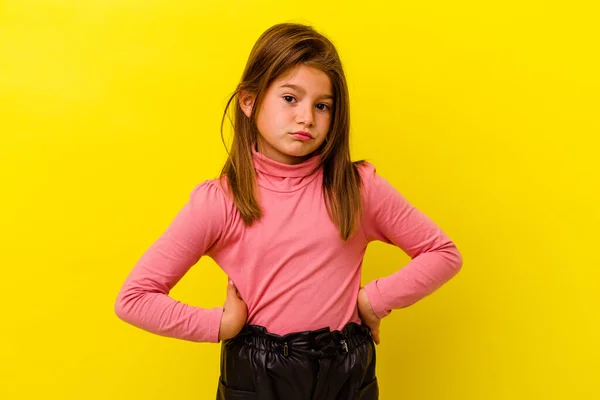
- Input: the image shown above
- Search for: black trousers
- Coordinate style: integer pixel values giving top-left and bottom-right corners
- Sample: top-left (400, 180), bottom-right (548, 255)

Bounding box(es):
top-left (216, 322), bottom-right (378, 400)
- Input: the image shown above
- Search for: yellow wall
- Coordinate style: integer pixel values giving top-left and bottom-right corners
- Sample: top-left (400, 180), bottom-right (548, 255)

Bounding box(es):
top-left (1, 1), bottom-right (598, 398)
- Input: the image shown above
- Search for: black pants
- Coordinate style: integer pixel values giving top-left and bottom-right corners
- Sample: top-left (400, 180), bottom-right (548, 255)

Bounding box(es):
top-left (217, 322), bottom-right (378, 400)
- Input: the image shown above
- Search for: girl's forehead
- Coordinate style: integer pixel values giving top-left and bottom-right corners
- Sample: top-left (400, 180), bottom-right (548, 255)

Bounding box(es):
top-left (272, 65), bottom-right (332, 92)
top-left (277, 65), bottom-right (328, 81)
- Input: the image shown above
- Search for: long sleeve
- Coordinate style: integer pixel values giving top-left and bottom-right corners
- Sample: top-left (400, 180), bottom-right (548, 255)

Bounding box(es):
top-left (114, 180), bottom-right (228, 343)
top-left (360, 164), bottom-right (463, 318)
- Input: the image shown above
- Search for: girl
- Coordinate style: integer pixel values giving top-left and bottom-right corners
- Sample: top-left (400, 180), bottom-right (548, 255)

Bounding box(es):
top-left (115, 23), bottom-right (463, 400)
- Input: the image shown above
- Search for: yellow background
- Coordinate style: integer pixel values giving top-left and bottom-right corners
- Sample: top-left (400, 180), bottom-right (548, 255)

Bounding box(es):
top-left (1, 0), bottom-right (598, 399)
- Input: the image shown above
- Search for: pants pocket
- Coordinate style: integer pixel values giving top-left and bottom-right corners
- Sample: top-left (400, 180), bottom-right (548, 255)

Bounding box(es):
top-left (217, 379), bottom-right (257, 399)
top-left (357, 378), bottom-right (379, 399)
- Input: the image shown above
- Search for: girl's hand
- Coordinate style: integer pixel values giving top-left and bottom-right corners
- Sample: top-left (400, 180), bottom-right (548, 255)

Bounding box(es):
top-left (357, 287), bottom-right (381, 344)
top-left (218, 280), bottom-right (248, 341)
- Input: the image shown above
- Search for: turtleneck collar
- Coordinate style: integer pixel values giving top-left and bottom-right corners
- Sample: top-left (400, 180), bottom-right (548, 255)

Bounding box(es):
top-left (252, 147), bottom-right (323, 192)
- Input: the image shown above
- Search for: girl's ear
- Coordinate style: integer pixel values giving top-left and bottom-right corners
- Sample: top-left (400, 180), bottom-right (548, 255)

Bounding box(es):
top-left (239, 90), bottom-right (255, 118)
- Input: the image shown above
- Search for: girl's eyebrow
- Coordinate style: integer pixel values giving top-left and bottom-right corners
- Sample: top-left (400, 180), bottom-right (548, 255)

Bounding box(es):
top-left (279, 83), bottom-right (334, 100)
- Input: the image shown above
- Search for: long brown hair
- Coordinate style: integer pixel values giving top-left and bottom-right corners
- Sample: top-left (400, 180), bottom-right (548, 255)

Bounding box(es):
top-left (220, 23), bottom-right (364, 241)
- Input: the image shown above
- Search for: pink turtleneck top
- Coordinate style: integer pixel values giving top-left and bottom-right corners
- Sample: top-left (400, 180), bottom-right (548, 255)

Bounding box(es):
top-left (114, 150), bottom-right (463, 343)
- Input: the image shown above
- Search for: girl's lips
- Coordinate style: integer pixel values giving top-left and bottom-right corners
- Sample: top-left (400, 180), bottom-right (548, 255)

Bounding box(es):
top-left (290, 132), bottom-right (313, 141)
top-left (290, 131), bottom-right (313, 141)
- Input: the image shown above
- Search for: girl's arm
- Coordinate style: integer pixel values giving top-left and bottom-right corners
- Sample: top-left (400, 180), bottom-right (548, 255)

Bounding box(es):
top-left (114, 181), bottom-right (227, 343)
top-left (360, 164), bottom-right (463, 319)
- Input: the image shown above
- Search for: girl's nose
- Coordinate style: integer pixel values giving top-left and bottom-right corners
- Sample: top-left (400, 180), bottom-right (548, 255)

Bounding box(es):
top-left (295, 105), bottom-right (315, 127)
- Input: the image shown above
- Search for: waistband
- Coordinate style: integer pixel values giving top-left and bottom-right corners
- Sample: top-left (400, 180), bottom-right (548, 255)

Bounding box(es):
top-left (229, 322), bottom-right (373, 358)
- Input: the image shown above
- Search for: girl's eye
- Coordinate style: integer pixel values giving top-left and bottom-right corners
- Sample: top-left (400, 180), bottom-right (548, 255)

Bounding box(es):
top-left (283, 96), bottom-right (331, 111)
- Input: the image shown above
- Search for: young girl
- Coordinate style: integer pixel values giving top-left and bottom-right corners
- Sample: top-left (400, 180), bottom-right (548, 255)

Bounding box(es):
top-left (115, 23), bottom-right (463, 400)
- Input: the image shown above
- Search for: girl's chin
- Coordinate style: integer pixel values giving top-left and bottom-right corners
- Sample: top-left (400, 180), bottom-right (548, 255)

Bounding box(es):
top-left (281, 147), bottom-right (316, 158)
top-left (271, 147), bottom-right (317, 164)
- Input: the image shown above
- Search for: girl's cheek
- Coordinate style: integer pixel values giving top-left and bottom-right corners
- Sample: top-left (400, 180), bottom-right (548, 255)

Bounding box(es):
top-left (319, 115), bottom-right (331, 127)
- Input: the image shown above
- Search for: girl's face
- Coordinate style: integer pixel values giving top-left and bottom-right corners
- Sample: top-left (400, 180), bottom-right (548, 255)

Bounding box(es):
top-left (241, 64), bottom-right (333, 165)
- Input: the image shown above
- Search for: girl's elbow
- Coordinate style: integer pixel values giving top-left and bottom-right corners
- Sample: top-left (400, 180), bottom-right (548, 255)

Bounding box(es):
top-left (114, 290), bottom-right (135, 324)
top-left (438, 239), bottom-right (463, 275)
top-left (114, 294), bottom-right (128, 322)
top-left (450, 245), bottom-right (464, 274)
